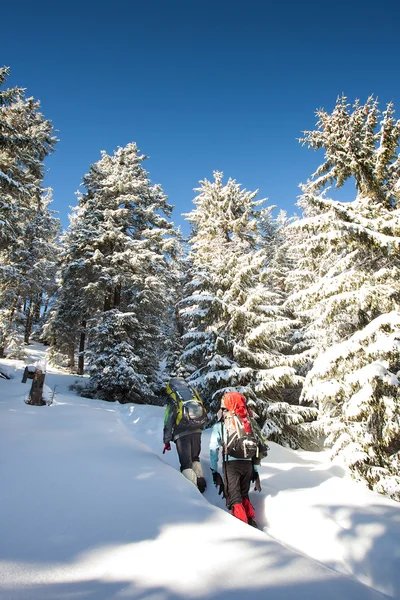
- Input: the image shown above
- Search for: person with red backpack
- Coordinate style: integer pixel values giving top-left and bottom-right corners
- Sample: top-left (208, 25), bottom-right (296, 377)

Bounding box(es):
top-left (209, 391), bottom-right (266, 527)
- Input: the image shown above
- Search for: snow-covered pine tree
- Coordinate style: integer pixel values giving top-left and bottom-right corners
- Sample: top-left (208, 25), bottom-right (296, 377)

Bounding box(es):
top-left (17, 190), bottom-right (60, 343)
top-left (248, 211), bottom-right (318, 448)
top-left (286, 94), bottom-right (400, 499)
top-left (48, 143), bottom-right (178, 401)
top-left (0, 190), bottom-right (60, 358)
top-left (0, 67), bottom-right (57, 250)
top-left (179, 172), bottom-right (266, 410)
top-left (44, 208), bottom-right (94, 371)
top-left (0, 67), bottom-right (58, 357)
top-left (160, 235), bottom-right (188, 381)
top-left (179, 172), bottom-right (316, 446)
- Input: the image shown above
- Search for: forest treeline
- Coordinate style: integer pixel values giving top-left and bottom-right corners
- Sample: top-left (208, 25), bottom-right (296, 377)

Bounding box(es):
top-left (1, 66), bottom-right (399, 500)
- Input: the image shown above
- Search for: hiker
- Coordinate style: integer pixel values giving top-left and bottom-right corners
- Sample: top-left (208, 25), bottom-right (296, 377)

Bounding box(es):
top-left (209, 391), bottom-right (266, 527)
top-left (162, 377), bottom-right (208, 493)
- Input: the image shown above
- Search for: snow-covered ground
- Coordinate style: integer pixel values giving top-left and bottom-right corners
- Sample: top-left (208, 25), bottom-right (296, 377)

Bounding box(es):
top-left (0, 344), bottom-right (399, 600)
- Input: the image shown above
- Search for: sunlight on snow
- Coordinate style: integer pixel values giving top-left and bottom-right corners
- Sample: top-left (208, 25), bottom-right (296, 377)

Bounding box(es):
top-left (0, 519), bottom-right (333, 596)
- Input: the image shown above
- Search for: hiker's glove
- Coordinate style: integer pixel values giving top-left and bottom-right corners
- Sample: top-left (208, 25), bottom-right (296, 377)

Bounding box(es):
top-left (253, 472), bottom-right (262, 492)
top-left (162, 442), bottom-right (171, 454)
top-left (212, 471), bottom-right (225, 498)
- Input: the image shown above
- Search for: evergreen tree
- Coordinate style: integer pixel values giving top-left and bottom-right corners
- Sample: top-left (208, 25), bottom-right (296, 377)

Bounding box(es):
top-left (160, 237), bottom-right (188, 381)
top-left (303, 312), bottom-right (400, 500)
top-left (48, 143), bottom-right (178, 399)
top-left (300, 94), bottom-right (400, 208)
top-left (0, 189), bottom-right (60, 357)
top-left (44, 211), bottom-right (94, 371)
top-left (180, 172), bottom-right (266, 409)
top-left (0, 67), bottom-right (58, 356)
top-left (249, 212), bottom-right (318, 447)
top-left (180, 172), bottom-right (316, 446)
top-left (0, 67), bottom-right (57, 250)
top-left (287, 95), bottom-right (400, 498)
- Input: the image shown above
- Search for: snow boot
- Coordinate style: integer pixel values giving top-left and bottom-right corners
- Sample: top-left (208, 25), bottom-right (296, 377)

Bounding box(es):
top-left (182, 468), bottom-right (198, 487)
top-left (231, 503), bottom-right (248, 524)
top-left (192, 460), bottom-right (207, 493)
top-left (242, 498), bottom-right (258, 528)
top-left (247, 517), bottom-right (258, 528)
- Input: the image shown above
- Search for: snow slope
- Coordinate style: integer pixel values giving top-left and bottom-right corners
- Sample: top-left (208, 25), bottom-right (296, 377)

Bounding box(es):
top-left (0, 345), bottom-right (399, 600)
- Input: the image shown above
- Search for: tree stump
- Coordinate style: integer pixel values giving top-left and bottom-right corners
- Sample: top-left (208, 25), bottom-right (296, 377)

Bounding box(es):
top-left (28, 369), bottom-right (46, 406)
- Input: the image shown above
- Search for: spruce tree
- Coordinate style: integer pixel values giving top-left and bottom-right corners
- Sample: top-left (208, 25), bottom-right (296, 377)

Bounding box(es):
top-left (0, 67), bottom-right (57, 250)
top-left (287, 95), bottom-right (400, 498)
top-left (0, 67), bottom-right (58, 357)
top-left (44, 212), bottom-right (94, 371)
top-left (48, 143), bottom-right (178, 399)
top-left (180, 172), bottom-right (316, 446)
top-left (180, 172), bottom-right (266, 408)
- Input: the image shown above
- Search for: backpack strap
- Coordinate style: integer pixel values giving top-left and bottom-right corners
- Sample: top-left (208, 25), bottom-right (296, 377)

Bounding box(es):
top-left (220, 419), bottom-right (230, 499)
top-left (221, 417), bottom-right (227, 457)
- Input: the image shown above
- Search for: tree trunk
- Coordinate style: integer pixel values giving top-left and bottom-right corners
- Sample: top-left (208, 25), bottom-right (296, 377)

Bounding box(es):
top-left (33, 293), bottom-right (42, 322)
top-left (113, 284), bottom-right (121, 308)
top-left (104, 294), bottom-right (112, 311)
top-left (68, 344), bottom-right (75, 371)
top-left (175, 305), bottom-right (184, 336)
top-left (9, 295), bottom-right (19, 320)
top-left (42, 296), bottom-right (49, 316)
top-left (24, 301), bottom-right (33, 344)
top-left (77, 320), bottom-right (86, 375)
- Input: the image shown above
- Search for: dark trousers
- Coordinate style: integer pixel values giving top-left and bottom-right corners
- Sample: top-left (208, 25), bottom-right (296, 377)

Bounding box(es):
top-left (175, 432), bottom-right (202, 471)
top-left (223, 460), bottom-right (253, 509)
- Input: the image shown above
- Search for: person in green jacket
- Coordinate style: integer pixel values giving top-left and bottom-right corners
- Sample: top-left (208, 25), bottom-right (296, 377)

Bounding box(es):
top-left (162, 377), bottom-right (207, 493)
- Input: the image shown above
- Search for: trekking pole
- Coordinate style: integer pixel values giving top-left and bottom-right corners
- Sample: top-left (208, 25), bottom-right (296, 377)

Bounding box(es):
top-left (48, 385), bottom-right (57, 406)
top-left (221, 421), bottom-right (229, 500)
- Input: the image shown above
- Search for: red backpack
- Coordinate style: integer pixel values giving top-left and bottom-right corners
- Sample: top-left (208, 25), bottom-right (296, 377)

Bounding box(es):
top-left (221, 392), bottom-right (259, 459)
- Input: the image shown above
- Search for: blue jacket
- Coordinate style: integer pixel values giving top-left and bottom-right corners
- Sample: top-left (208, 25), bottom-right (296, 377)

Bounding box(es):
top-left (209, 421), bottom-right (259, 473)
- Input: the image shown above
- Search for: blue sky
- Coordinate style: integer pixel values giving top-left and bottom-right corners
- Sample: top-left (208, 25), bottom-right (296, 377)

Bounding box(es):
top-left (2, 0), bottom-right (399, 236)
